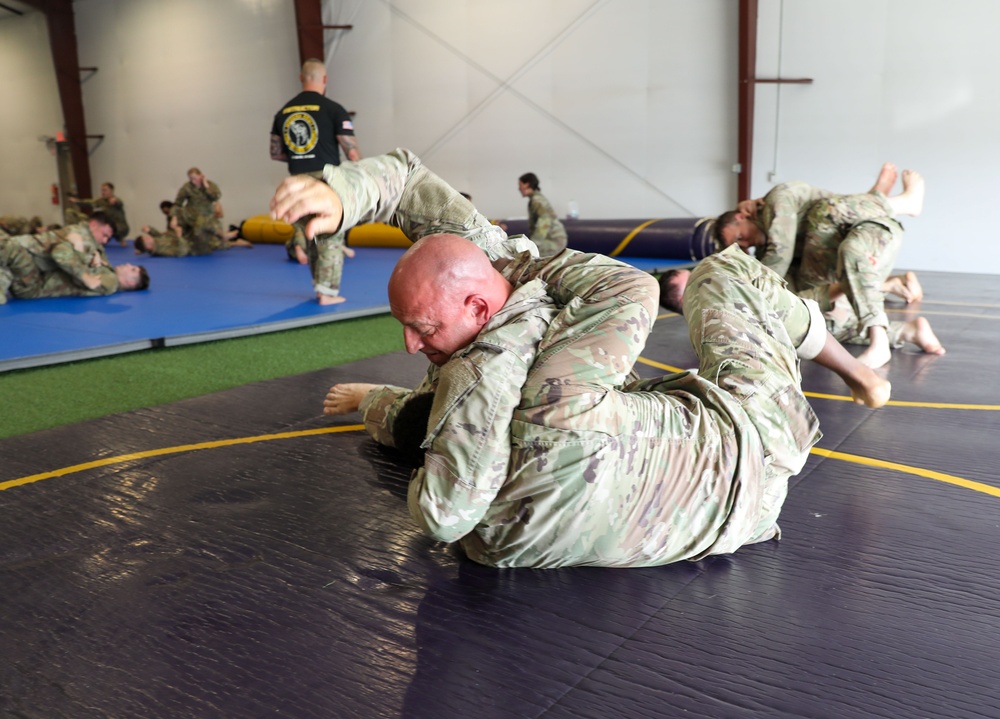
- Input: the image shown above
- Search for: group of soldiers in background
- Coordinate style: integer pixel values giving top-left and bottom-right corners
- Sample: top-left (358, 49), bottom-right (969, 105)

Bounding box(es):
top-left (134, 167), bottom-right (252, 258)
top-left (0, 209), bottom-right (147, 304)
top-left (0, 167), bottom-right (254, 305)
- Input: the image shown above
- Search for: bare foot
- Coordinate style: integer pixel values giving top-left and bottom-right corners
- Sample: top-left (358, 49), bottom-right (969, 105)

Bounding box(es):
top-left (343, 245), bottom-right (356, 259)
top-left (900, 271), bottom-right (922, 303)
top-left (857, 326), bottom-right (891, 369)
top-left (848, 371), bottom-right (892, 409)
top-left (887, 169), bottom-right (925, 217)
top-left (232, 239), bottom-right (253, 248)
top-left (900, 316), bottom-right (945, 355)
top-left (323, 382), bottom-right (379, 415)
top-left (317, 293), bottom-right (347, 306)
top-left (294, 245), bottom-right (308, 265)
top-left (870, 162), bottom-right (898, 196)
top-left (882, 271), bottom-right (923, 303)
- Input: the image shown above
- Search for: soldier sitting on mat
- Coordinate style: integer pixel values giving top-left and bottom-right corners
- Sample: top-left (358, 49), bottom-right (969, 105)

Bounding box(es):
top-left (270, 149), bottom-right (891, 569)
top-left (0, 239), bottom-right (148, 303)
top-left (66, 181), bottom-right (130, 245)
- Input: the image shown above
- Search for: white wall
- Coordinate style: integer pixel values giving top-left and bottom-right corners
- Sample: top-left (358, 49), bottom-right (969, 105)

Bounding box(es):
top-left (330, 0), bottom-right (735, 221)
top-left (70, 0), bottom-right (301, 233)
top-left (1, 0), bottom-right (997, 273)
top-left (752, 0), bottom-right (1000, 274)
top-left (0, 11), bottom-right (64, 226)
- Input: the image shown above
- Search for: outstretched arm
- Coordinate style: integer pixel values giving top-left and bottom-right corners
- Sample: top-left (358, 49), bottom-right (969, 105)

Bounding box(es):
top-left (271, 148), bottom-right (531, 260)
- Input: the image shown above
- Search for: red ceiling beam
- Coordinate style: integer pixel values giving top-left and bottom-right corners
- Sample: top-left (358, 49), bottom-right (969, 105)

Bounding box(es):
top-left (23, 0), bottom-right (92, 197)
top-left (737, 0), bottom-right (757, 203)
top-left (293, 0), bottom-right (324, 65)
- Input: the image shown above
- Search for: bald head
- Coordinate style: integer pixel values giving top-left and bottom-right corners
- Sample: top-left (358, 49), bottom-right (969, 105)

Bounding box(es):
top-left (301, 59), bottom-right (327, 91)
top-left (388, 234), bottom-right (513, 366)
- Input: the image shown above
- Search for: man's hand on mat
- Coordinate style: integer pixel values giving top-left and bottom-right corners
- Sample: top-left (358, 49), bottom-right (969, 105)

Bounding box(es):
top-left (270, 175), bottom-right (345, 240)
top-left (324, 383), bottom-right (378, 416)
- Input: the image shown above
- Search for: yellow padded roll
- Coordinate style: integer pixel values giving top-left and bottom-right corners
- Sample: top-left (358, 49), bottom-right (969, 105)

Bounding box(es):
top-left (239, 215), bottom-right (296, 244)
top-left (346, 222), bottom-right (410, 248)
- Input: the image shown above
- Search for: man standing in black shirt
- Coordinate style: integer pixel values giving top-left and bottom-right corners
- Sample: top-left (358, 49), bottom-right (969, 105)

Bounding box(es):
top-left (271, 58), bottom-right (360, 304)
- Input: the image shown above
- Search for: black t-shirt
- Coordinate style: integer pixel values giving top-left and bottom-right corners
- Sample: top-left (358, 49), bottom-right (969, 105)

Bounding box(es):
top-left (271, 90), bottom-right (354, 175)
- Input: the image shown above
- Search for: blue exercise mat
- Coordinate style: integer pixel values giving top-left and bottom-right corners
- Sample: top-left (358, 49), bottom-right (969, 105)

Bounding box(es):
top-left (0, 243), bottom-right (404, 371)
top-left (0, 242), bottom-right (689, 372)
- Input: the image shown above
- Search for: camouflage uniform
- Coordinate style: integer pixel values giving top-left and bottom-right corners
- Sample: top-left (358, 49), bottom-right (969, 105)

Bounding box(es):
top-left (140, 228), bottom-right (192, 258)
top-left (338, 150), bottom-right (823, 568)
top-left (285, 169), bottom-right (348, 297)
top-left (0, 241), bottom-right (118, 302)
top-left (66, 196), bottom-right (130, 240)
top-left (170, 205), bottom-right (222, 256)
top-left (309, 150), bottom-right (537, 297)
top-left (794, 193), bottom-right (902, 345)
top-left (174, 179), bottom-right (222, 239)
top-left (0, 215), bottom-right (32, 236)
top-left (4, 223), bottom-right (108, 276)
top-left (756, 181), bottom-right (844, 283)
top-left (527, 191), bottom-right (568, 257)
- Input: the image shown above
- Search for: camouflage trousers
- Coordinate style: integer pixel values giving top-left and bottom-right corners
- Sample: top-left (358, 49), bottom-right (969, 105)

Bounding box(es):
top-left (683, 245), bottom-right (822, 543)
top-left (796, 193), bottom-right (902, 341)
top-left (145, 228), bottom-right (192, 258)
top-left (801, 292), bottom-right (907, 348)
top-left (0, 241), bottom-right (41, 302)
top-left (287, 170), bottom-right (347, 297)
top-left (308, 230), bottom-right (347, 296)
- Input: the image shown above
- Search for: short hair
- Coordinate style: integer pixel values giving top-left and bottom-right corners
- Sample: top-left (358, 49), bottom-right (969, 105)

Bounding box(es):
top-left (102, 182), bottom-right (115, 191)
top-left (658, 269), bottom-right (687, 315)
top-left (135, 266), bottom-right (150, 291)
top-left (519, 172), bottom-right (540, 191)
top-left (301, 58), bottom-right (326, 82)
top-left (160, 200), bottom-right (174, 212)
top-left (89, 210), bottom-right (112, 228)
top-left (713, 209), bottom-right (740, 247)
top-left (187, 167), bottom-right (201, 176)
top-left (134, 235), bottom-right (149, 253)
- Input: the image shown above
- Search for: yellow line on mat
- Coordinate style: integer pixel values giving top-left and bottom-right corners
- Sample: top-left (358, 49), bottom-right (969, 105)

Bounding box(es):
top-left (636, 356), bottom-right (685, 373)
top-left (0, 425), bottom-right (365, 492)
top-left (887, 307), bottom-right (1000, 320)
top-left (2, 422), bottom-right (996, 498)
top-left (804, 392), bottom-right (1000, 410)
top-left (608, 219), bottom-right (661, 257)
top-left (637, 359), bottom-right (1000, 410)
top-left (810, 446), bottom-right (1000, 497)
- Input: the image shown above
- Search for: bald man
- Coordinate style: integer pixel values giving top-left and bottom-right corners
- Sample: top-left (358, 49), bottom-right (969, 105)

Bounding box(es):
top-left (271, 150), bottom-right (890, 569)
top-left (271, 58), bottom-right (361, 303)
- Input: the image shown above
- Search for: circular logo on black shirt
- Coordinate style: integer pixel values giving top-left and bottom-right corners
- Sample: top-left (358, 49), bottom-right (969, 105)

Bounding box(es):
top-left (283, 113), bottom-right (319, 155)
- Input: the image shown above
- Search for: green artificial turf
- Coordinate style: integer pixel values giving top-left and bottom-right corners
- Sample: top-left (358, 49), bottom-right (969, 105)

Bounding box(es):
top-left (0, 314), bottom-right (403, 440)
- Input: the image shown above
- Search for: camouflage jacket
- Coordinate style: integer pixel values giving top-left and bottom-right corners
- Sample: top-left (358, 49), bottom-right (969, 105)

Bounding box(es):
top-left (324, 147), bottom-right (537, 260)
top-left (348, 150), bottom-right (770, 568)
top-left (174, 180), bottom-right (222, 219)
top-left (527, 191), bottom-right (568, 256)
top-left (71, 196), bottom-right (130, 239)
top-left (15, 251), bottom-right (119, 298)
top-left (144, 228), bottom-right (192, 258)
top-left (757, 181), bottom-right (834, 281)
top-left (8, 224), bottom-right (108, 278)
